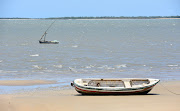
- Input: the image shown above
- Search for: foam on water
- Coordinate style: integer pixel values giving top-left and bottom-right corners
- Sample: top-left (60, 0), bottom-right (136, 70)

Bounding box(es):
top-left (32, 65), bottom-right (45, 70)
top-left (115, 64), bottom-right (127, 68)
top-left (72, 45), bottom-right (78, 48)
top-left (53, 65), bottom-right (63, 68)
top-left (168, 65), bottom-right (178, 67)
top-left (30, 54), bottom-right (39, 57)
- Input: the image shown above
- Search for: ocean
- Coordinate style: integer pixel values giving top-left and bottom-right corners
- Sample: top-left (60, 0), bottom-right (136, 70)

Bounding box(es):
top-left (0, 19), bottom-right (180, 93)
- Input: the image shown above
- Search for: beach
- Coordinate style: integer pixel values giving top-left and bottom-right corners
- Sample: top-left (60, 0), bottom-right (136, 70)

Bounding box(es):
top-left (0, 80), bottom-right (180, 111)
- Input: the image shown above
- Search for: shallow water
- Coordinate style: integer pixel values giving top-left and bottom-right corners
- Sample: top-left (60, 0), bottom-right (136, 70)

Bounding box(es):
top-left (0, 19), bottom-right (180, 93)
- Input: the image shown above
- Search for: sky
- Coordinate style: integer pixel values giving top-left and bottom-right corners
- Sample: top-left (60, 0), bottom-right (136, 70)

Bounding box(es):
top-left (0, 0), bottom-right (180, 18)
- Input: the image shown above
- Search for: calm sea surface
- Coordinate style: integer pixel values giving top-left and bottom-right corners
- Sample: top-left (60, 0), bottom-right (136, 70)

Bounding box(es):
top-left (0, 19), bottom-right (180, 93)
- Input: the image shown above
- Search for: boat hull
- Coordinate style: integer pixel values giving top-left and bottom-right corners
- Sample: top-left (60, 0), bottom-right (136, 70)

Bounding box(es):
top-left (39, 41), bottom-right (59, 44)
top-left (75, 85), bottom-right (153, 95)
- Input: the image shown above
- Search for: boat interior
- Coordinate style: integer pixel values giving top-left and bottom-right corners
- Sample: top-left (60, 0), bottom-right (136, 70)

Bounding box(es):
top-left (75, 79), bottom-right (156, 88)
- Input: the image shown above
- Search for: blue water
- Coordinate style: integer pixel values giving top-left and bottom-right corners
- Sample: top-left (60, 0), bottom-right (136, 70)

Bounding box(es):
top-left (0, 19), bottom-right (180, 93)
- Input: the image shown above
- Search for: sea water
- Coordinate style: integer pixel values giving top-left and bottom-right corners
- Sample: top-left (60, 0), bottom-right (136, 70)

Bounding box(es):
top-left (0, 19), bottom-right (180, 93)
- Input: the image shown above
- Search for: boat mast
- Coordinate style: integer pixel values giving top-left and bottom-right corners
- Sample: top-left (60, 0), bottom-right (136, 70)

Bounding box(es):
top-left (39, 31), bottom-right (47, 41)
top-left (39, 20), bottom-right (56, 41)
top-left (44, 32), bottom-right (47, 41)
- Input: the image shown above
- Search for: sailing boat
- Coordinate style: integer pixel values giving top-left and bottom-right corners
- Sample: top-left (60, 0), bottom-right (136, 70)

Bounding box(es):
top-left (39, 20), bottom-right (59, 44)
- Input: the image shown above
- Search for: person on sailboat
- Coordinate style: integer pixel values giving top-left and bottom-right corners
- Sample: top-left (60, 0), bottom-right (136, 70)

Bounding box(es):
top-left (39, 20), bottom-right (59, 44)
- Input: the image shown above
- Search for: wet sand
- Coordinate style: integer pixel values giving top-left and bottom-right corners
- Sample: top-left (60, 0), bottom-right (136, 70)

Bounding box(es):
top-left (0, 80), bottom-right (180, 111)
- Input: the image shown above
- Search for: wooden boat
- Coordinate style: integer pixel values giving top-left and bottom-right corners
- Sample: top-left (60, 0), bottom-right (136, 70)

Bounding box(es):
top-left (71, 78), bottom-right (160, 95)
top-left (39, 38), bottom-right (59, 44)
top-left (39, 31), bottom-right (59, 44)
top-left (39, 21), bottom-right (59, 44)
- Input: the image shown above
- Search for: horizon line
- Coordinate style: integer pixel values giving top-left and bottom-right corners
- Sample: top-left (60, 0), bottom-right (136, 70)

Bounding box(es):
top-left (0, 16), bottom-right (180, 19)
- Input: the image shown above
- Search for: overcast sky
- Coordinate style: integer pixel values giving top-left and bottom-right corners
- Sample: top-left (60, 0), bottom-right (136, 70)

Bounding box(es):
top-left (0, 0), bottom-right (180, 18)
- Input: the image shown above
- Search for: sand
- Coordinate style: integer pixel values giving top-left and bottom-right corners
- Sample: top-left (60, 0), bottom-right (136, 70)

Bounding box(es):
top-left (0, 80), bottom-right (180, 111)
top-left (0, 80), bottom-right (56, 86)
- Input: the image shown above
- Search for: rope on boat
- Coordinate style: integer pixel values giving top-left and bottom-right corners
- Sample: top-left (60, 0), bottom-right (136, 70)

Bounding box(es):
top-left (45, 20), bottom-right (56, 32)
top-left (159, 82), bottom-right (180, 95)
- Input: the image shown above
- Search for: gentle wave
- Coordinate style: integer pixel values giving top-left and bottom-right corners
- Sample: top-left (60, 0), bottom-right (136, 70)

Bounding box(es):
top-left (53, 65), bottom-right (63, 68)
top-left (20, 43), bottom-right (28, 46)
top-left (72, 45), bottom-right (78, 48)
top-left (27, 60), bottom-right (37, 62)
top-left (32, 65), bottom-right (45, 70)
top-left (97, 65), bottom-right (115, 70)
top-left (168, 65), bottom-right (178, 67)
top-left (65, 64), bottom-right (128, 73)
top-left (30, 54), bottom-right (39, 57)
top-left (2, 70), bottom-right (18, 73)
top-left (115, 64), bottom-right (127, 68)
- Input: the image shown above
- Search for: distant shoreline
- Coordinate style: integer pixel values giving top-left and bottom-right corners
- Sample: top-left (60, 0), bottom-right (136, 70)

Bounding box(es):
top-left (0, 16), bottom-right (180, 20)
